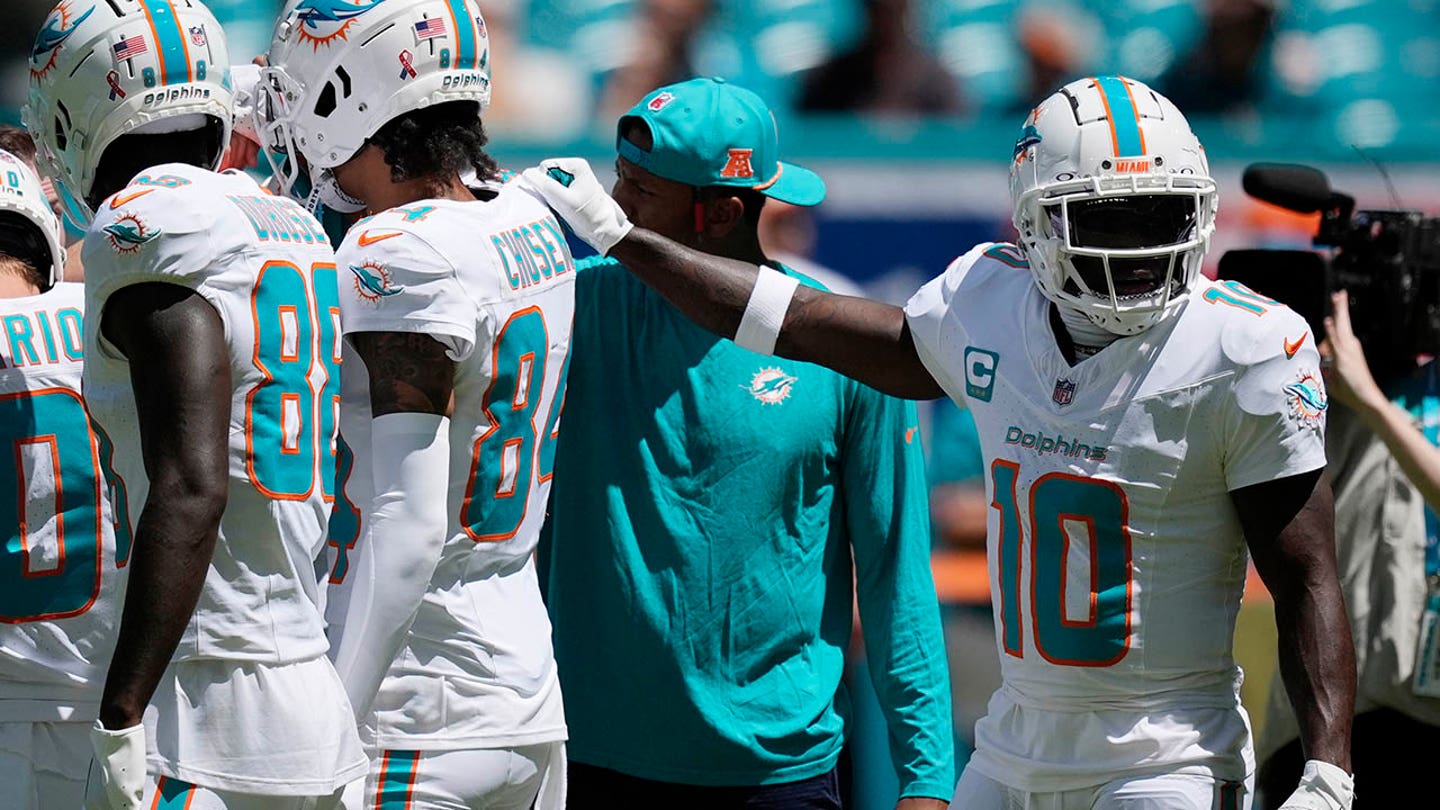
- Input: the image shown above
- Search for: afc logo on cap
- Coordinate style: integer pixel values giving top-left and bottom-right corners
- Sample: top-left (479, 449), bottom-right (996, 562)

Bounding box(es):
top-left (721, 149), bottom-right (755, 179)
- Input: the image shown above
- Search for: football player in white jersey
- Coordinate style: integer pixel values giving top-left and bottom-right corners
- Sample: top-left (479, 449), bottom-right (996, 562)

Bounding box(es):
top-left (0, 146), bottom-right (132, 810)
top-left (521, 75), bottom-right (1358, 810)
top-left (24, 2), bottom-right (366, 808)
top-left (259, 1), bottom-right (571, 807)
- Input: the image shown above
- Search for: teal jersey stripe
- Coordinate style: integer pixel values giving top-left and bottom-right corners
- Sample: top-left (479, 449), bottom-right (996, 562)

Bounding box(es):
top-left (154, 776), bottom-right (196, 809)
top-left (1095, 75), bottom-right (1144, 157)
top-left (983, 244), bottom-right (1029, 269)
top-left (376, 750), bottom-right (420, 809)
top-left (445, 0), bottom-right (477, 69)
top-left (138, 0), bottom-right (191, 86)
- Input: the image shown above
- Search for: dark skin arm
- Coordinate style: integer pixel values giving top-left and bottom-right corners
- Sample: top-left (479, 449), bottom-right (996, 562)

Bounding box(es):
top-left (1233, 469), bottom-right (1354, 772)
top-left (610, 228), bottom-right (947, 400)
top-left (96, 284), bottom-right (230, 729)
top-left (347, 331), bottom-right (455, 417)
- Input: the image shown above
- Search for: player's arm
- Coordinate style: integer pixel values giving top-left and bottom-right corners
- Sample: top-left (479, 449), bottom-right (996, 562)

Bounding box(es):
top-left (614, 228), bottom-right (944, 399)
top-left (1233, 470), bottom-right (1357, 807)
top-left (521, 159), bottom-right (945, 400)
top-left (85, 283), bottom-right (229, 807)
top-left (329, 330), bottom-right (454, 720)
top-left (844, 393), bottom-right (955, 805)
top-left (96, 283), bottom-right (230, 730)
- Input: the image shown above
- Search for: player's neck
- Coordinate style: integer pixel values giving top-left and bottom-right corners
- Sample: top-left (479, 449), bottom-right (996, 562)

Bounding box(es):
top-left (1051, 304), bottom-right (1118, 364)
top-left (0, 260), bottom-right (42, 298)
top-left (365, 173), bottom-right (473, 214)
top-left (697, 230), bottom-right (767, 268)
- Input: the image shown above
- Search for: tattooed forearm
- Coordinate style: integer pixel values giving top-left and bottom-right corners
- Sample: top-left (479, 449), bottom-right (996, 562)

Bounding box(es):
top-left (350, 331), bottom-right (456, 417)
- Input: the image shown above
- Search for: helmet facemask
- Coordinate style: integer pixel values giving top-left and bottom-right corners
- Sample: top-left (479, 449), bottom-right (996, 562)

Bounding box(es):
top-left (253, 60), bottom-right (362, 214)
top-left (1010, 76), bottom-right (1219, 337)
top-left (1020, 175), bottom-right (1216, 335)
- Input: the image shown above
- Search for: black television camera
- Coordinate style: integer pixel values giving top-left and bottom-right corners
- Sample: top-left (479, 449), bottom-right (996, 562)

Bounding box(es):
top-left (1218, 163), bottom-right (1440, 382)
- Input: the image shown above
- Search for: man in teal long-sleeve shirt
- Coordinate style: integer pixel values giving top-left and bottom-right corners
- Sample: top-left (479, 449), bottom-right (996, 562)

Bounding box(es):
top-left (540, 77), bottom-right (954, 808)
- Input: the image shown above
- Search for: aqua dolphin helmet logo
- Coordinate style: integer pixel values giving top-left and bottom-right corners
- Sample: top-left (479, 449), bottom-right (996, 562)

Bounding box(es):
top-left (30, 2), bottom-right (95, 81)
top-left (1013, 124), bottom-right (1042, 164)
top-left (294, 0), bottom-right (385, 49)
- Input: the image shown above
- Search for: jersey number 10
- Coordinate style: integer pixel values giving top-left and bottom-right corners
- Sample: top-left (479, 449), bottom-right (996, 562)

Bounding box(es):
top-left (991, 460), bottom-right (1133, 666)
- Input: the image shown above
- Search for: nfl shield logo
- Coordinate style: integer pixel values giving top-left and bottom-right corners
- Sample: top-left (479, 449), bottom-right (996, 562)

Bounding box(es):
top-left (189, 26), bottom-right (206, 46)
top-left (1052, 378), bottom-right (1076, 406)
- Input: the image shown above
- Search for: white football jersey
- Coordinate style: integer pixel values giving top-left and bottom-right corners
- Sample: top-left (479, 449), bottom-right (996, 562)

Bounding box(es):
top-left (905, 243), bottom-right (1327, 790)
top-left (332, 180), bottom-right (573, 750)
top-left (83, 164), bottom-right (340, 664)
top-left (0, 282), bottom-right (130, 722)
top-left (80, 165), bottom-right (367, 793)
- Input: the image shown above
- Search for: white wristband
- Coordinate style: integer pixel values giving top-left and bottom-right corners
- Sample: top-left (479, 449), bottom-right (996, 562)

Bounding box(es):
top-left (734, 267), bottom-right (799, 356)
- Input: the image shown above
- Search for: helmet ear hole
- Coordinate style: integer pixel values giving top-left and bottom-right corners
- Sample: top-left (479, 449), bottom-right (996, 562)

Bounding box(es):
top-left (314, 83), bottom-right (337, 119)
top-left (53, 100), bottom-right (72, 151)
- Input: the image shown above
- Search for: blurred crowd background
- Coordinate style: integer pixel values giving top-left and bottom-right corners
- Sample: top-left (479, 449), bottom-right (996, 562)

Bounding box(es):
top-left (3, 1), bottom-right (1438, 807)
top-left (5, 0), bottom-right (1440, 295)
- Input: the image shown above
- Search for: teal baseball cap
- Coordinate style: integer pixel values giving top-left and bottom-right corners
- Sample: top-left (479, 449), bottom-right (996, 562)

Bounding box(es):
top-left (617, 77), bottom-right (827, 207)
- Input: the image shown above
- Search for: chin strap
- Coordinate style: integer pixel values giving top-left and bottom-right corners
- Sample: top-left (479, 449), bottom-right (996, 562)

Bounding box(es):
top-left (309, 168), bottom-right (367, 215)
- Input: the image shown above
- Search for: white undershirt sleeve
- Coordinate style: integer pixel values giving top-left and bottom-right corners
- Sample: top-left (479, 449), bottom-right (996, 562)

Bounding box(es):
top-left (330, 411), bottom-right (451, 721)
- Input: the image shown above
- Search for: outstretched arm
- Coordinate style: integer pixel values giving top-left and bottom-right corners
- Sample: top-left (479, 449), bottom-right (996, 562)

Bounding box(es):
top-left (1233, 470), bottom-right (1356, 806)
top-left (523, 159), bottom-right (946, 401)
top-left (98, 283), bottom-right (231, 730)
top-left (329, 331), bottom-right (455, 720)
top-left (611, 229), bottom-right (945, 400)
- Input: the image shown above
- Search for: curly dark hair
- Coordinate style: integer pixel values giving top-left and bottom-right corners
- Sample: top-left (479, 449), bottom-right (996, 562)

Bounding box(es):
top-left (366, 101), bottom-right (498, 184)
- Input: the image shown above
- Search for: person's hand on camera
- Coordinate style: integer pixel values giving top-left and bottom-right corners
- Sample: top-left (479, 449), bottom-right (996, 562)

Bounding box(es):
top-left (1320, 289), bottom-right (1387, 413)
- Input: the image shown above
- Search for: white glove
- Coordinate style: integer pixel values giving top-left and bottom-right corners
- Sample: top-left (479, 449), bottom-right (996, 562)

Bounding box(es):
top-left (1276, 759), bottom-right (1354, 810)
top-left (230, 63), bottom-right (262, 146)
top-left (518, 158), bottom-right (633, 255)
top-left (88, 721), bottom-right (146, 810)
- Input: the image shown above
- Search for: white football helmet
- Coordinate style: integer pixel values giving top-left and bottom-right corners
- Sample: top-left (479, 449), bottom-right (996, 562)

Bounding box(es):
top-left (257, 0), bottom-right (492, 208)
top-left (23, 0), bottom-right (234, 226)
top-left (0, 149), bottom-right (66, 288)
top-left (1011, 75), bottom-right (1218, 335)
